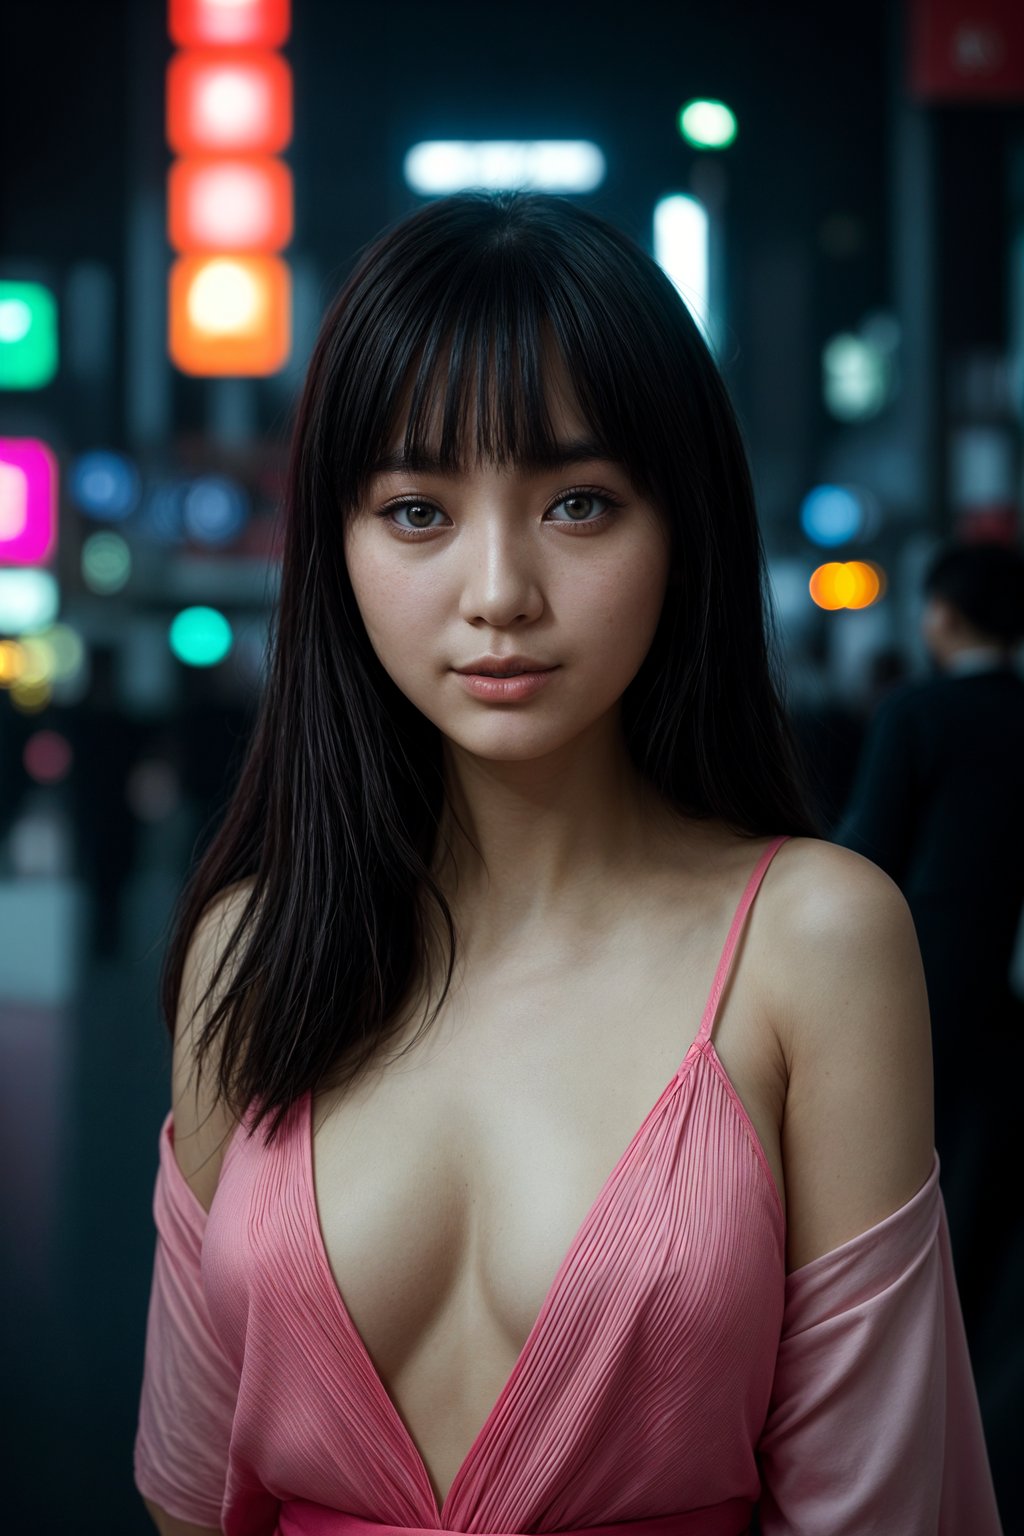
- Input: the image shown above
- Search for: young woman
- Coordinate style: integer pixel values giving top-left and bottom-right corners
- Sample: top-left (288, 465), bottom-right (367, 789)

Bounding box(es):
top-left (134, 191), bottom-right (1002, 1536)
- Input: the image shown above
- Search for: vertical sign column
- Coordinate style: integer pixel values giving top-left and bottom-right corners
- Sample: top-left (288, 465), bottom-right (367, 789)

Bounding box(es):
top-left (0, 281), bottom-right (59, 572)
top-left (166, 0), bottom-right (293, 376)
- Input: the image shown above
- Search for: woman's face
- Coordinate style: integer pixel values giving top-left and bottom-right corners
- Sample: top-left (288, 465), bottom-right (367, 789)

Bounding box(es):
top-left (342, 371), bottom-right (672, 764)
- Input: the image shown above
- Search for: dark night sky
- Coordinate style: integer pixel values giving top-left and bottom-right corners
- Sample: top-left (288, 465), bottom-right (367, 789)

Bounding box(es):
top-left (0, 0), bottom-right (1014, 520)
top-left (1, 0), bottom-right (891, 319)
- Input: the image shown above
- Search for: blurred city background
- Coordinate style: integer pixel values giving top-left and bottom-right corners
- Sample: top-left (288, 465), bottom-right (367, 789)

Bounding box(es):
top-left (2, 0), bottom-right (1023, 1531)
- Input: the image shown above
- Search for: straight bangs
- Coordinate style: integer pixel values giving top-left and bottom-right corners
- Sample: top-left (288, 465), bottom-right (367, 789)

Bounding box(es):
top-left (324, 200), bottom-right (688, 526)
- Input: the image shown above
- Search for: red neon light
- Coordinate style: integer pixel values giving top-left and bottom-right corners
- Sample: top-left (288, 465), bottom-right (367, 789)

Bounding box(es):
top-left (169, 0), bottom-right (290, 49)
top-left (167, 50), bottom-right (292, 156)
top-left (168, 156), bottom-right (293, 252)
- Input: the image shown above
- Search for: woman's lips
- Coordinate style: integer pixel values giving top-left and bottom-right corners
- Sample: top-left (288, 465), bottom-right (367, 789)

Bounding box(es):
top-left (453, 668), bottom-right (558, 702)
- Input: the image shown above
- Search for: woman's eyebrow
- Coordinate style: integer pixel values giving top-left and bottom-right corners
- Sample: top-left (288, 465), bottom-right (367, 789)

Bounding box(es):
top-left (368, 437), bottom-right (625, 477)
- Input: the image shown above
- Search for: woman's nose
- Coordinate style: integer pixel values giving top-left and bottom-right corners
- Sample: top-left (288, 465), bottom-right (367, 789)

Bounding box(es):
top-left (457, 526), bottom-right (545, 627)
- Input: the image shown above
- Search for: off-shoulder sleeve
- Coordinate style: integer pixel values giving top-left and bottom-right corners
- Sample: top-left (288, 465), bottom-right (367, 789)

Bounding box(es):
top-left (133, 1109), bottom-right (240, 1529)
top-left (755, 1151), bottom-right (1003, 1535)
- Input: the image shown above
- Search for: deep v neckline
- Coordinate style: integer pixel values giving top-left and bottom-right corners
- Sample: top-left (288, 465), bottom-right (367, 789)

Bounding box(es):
top-left (297, 833), bottom-right (790, 1524)
top-left (301, 1045), bottom-right (705, 1524)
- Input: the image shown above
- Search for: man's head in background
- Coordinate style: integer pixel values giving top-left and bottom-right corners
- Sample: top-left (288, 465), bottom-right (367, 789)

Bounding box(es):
top-left (921, 540), bottom-right (1024, 670)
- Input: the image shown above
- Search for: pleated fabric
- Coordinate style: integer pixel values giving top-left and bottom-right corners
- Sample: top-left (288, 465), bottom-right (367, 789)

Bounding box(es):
top-left (133, 834), bottom-right (1002, 1536)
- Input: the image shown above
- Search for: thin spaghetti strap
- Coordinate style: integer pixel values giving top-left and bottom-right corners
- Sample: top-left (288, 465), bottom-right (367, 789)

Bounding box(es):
top-left (693, 834), bottom-right (792, 1053)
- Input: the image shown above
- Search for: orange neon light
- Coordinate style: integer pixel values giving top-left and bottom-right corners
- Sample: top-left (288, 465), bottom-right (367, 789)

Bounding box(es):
top-left (809, 560), bottom-right (887, 610)
top-left (169, 254), bottom-right (291, 375)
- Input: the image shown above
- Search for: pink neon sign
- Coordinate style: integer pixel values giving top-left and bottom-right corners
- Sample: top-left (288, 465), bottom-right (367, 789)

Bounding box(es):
top-left (0, 438), bottom-right (58, 565)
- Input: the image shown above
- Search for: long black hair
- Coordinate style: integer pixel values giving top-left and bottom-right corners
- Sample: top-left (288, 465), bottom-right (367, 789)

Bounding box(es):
top-left (160, 189), bottom-right (824, 1145)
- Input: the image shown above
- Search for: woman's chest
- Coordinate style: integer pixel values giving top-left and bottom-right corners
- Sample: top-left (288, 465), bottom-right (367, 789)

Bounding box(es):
top-left (303, 910), bottom-right (786, 1507)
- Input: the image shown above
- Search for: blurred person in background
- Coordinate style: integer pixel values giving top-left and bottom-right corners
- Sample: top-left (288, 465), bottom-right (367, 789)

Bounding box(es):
top-left (67, 643), bottom-right (146, 956)
top-left (788, 643), bottom-right (910, 838)
top-left (833, 537), bottom-right (1024, 1494)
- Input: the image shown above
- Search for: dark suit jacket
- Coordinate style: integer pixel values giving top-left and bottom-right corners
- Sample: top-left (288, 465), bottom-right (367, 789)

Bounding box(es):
top-left (834, 662), bottom-right (1024, 1092)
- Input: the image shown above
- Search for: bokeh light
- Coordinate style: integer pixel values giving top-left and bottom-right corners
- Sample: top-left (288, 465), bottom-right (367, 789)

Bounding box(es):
top-left (800, 484), bottom-right (866, 547)
top-left (24, 729), bottom-right (73, 785)
top-left (653, 193), bottom-right (711, 344)
top-left (403, 141), bottom-right (606, 195)
top-left (169, 0), bottom-right (290, 49)
top-left (142, 480), bottom-right (189, 543)
top-left (0, 281), bottom-right (58, 389)
top-left (169, 253), bottom-right (291, 374)
top-left (183, 475), bottom-right (249, 544)
top-left (0, 568), bottom-right (59, 632)
top-left (677, 99), bottom-right (738, 150)
top-left (69, 450), bottom-right (141, 520)
top-left (169, 604), bottom-right (233, 666)
top-left (822, 332), bottom-right (888, 420)
top-left (37, 622), bottom-right (86, 681)
top-left (8, 675), bottom-right (53, 713)
top-left (169, 155), bottom-right (293, 251)
top-left (0, 437), bottom-right (59, 564)
top-left (167, 52), bottom-right (292, 156)
top-left (809, 560), bottom-right (887, 610)
top-left (82, 530), bottom-right (132, 594)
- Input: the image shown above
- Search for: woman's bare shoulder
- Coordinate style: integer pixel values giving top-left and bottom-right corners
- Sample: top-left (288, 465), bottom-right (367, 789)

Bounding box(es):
top-left (170, 877), bottom-right (258, 1214)
top-left (759, 833), bottom-right (911, 967)
top-left (756, 836), bottom-right (935, 1270)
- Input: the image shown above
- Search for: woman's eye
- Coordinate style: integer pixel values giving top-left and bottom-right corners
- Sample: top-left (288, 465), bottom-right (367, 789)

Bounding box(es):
top-left (377, 487), bottom-right (620, 536)
top-left (384, 500), bottom-right (446, 532)
top-left (545, 490), bottom-right (616, 524)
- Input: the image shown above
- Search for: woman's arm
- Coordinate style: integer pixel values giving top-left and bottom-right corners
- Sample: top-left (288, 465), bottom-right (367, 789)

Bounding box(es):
top-left (766, 839), bottom-right (934, 1273)
top-left (752, 839), bottom-right (1001, 1533)
top-left (134, 885), bottom-right (254, 1531)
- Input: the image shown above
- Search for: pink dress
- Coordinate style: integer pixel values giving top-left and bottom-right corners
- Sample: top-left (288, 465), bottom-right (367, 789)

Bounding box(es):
top-left (133, 834), bottom-right (1003, 1535)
